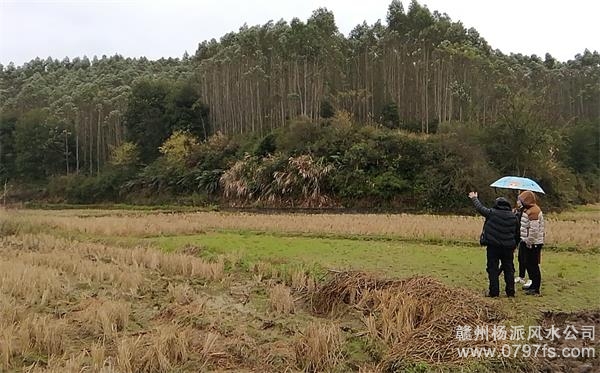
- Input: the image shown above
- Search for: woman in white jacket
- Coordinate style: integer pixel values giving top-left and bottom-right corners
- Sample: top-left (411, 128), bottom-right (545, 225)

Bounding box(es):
top-left (517, 190), bottom-right (545, 295)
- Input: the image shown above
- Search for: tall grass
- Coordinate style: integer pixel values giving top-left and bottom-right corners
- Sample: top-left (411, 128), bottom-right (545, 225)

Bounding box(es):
top-left (5, 208), bottom-right (598, 248)
top-left (268, 284), bottom-right (295, 314)
top-left (294, 322), bottom-right (345, 372)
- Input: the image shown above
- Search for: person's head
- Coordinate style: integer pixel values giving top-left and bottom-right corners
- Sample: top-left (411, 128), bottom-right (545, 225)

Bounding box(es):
top-left (518, 190), bottom-right (537, 208)
top-left (494, 197), bottom-right (512, 210)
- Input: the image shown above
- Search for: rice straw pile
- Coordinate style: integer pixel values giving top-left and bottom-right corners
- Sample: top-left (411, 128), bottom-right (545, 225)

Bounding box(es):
top-left (310, 271), bottom-right (515, 366)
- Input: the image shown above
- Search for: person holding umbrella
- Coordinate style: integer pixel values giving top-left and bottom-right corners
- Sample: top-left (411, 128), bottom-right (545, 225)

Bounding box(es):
top-left (468, 191), bottom-right (520, 298)
top-left (516, 190), bottom-right (545, 295)
top-left (513, 198), bottom-right (531, 289)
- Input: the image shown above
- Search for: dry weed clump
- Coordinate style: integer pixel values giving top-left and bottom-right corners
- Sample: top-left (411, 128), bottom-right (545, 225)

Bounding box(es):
top-left (268, 283), bottom-right (296, 314)
top-left (310, 271), bottom-right (506, 366)
top-left (116, 325), bottom-right (193, 373)
top-left (289, 267), bottom-right (318, 293)
top-left (139, 325), bottom-right (190, 373)
top-left (76, 298), bottom-right (131, 339)
top-left (20, 315), bottom-right (67, 357)
top-left (116, 335), bottom-right (141, 373)
top-left (168, 283), bottom-right (197, 305)
top-left (90, 341), bottom-right (108, 371)
top-left (294, 322), bottom-right (345, 372)
top-left (253, 261), bottom-right (277, 280)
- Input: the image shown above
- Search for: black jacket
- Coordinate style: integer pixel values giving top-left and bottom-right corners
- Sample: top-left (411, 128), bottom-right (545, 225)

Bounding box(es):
top-left (472, 197), bottom-right (519, 249)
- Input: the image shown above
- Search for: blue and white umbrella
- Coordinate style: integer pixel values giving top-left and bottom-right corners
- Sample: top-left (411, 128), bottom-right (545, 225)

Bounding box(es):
top-left (490, 176), bottom-right (545, 194)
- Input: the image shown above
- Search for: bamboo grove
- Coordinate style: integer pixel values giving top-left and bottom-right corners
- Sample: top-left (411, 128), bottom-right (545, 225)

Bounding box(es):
top-left (0, 0), bottom-right (598, 209)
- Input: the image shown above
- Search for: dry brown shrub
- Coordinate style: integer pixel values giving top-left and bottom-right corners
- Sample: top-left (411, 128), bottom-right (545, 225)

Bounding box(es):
top-left (294, 322), bottom-right (344, 372)
top-left (268, 283), bottom-right (295, 315)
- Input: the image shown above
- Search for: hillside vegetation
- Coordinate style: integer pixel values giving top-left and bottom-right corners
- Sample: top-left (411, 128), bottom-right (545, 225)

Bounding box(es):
top-left (1, 0), bottom-right (598, 210)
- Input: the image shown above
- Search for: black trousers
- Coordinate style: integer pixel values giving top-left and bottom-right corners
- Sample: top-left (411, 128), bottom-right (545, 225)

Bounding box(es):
top-left (487, 245), bottom-right (515, 296)
top-left (525, 244), bottom-right (543, 292)
top-left (517, 241), bottom-right (527, 278)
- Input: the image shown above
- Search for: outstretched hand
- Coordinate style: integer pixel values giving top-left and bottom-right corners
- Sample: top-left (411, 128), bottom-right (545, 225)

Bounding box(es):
top-left (468, 191), bottom-right (478, 199)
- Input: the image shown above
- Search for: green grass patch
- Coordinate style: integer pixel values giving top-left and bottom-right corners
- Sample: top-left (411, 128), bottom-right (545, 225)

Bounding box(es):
top-left (149, 231), bottom-right (600, 318)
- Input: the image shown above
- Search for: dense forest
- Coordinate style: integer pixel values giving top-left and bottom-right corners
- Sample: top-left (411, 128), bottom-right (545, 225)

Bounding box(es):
top-left (0, 0), bottom-right (598, 211)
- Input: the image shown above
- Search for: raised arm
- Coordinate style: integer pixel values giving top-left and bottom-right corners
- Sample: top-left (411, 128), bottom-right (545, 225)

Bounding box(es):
top-left (468, 191), bottom-right (491, 218)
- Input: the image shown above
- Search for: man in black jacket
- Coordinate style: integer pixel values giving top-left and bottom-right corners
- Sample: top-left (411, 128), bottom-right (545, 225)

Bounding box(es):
top-left (469, 191), bottom-right (520, 298)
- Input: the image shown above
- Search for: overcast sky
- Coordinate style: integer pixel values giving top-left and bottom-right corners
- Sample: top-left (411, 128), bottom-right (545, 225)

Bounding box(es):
top-left (0, 0), bottom-right (598, 66)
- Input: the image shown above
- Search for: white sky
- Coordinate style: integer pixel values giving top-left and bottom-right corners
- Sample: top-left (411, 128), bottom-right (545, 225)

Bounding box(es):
top-left (0, 0), bottom-right (598, 66)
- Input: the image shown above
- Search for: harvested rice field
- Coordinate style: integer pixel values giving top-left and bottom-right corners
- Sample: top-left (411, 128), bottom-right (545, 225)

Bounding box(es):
top-left (0, 206), bottom-right (598, 372)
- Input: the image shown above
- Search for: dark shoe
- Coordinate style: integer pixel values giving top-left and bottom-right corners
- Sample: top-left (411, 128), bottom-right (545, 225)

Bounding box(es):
top-left (525, 289), bottom-right (540, 296)
top-left (486, 293), bottom-right (499, 298)
top-left (507, 294), bottom-right (515, 298)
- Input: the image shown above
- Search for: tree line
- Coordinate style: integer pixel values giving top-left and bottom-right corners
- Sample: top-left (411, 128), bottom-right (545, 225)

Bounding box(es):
top-left (0, 0), bottom-right (598, 210)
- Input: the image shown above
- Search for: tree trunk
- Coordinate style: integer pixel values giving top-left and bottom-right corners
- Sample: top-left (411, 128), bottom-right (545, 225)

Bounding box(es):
top-left (97, 105), bottom-right (102, 175)
top-left (65, 130), bottom-right (69, 175)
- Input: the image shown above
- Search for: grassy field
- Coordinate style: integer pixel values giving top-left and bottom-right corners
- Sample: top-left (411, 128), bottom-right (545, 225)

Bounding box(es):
top-left (1, 206), bottom-right (598, 372)
top-left (149, 231), bottom-right (600, 315)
